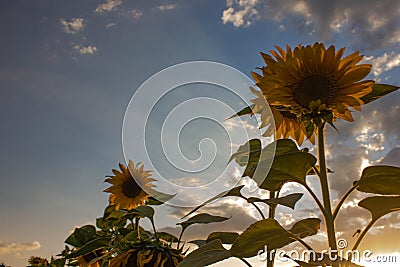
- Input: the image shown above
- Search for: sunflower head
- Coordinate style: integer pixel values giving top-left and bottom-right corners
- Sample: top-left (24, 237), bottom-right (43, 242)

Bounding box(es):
top-left (252, 43), bottom-right (374, 124)
top-left (104, 161), bottom-right (156, 210)
top-left (109, 244), bottom-right (184, 267)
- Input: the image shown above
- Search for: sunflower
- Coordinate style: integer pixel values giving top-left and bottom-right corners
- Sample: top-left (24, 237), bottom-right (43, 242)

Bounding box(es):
top-left (109, 247), bottom-right (183, 267)
top-left (104, 161), bottom-right (156, 210)
top-left (252, 43), bottom-right (374, 123)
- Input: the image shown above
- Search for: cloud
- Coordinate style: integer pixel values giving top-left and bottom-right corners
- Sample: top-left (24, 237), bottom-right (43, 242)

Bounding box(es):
top-left (59, 18), bottom-right (85, 34)
top-left (221, 0), bottom-right (260, 27)
top-left (106, 22), bottom-right (117, 29)
top-left (0, 241), bottom-right (41, 255)
top-left (74, 45), bottom-right (98, 55)
top-left (95, 0), bottom-right (123, 13)
top-left (363, 52), bottom-right (400, 77)
top-left (156, 4), bottom-right (176, 11)
top-left (221, 0), bottom-right (400, 49)
top-left (131, 9), bottom-right (143, 19)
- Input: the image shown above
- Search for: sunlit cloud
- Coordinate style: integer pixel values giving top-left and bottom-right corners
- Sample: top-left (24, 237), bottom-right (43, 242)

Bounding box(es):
top-left (59, 18), bottom-right (85, 34)
top-left (156, 4), bottom-right (176, 11)
top-left (74, 45), bottom-right (98, 55)
top-left (363, 52), bottom-right (400, 77)
top-left (0, 241), bottom-right (41, 255)
top-left (95, 0), bottom-right (123, 13)
top-left (221, 0), bottom-right (260, 27)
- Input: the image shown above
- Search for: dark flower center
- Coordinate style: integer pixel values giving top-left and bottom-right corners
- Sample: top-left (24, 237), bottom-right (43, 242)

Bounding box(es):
top-left (122, 177), bottom-right (143, 198)
top-left (293, 75), bottom-right (337, 108)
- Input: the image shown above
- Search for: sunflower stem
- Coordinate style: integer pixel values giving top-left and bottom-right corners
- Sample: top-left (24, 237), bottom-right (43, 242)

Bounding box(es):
top-left (317, 123), bottom-right (338, 267)
top-left (135, 217), bottom-right (140, 239)
top-left (266, 191), bottom-right (276, 267)
top-left (251, 202), bottom-right (266, 219)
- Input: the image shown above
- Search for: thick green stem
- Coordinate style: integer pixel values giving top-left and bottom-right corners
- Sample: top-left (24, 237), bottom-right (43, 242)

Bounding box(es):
top-left (266, 191), bottom-right (277, 267)
top-left (317, 124), bottom-right (338, 266)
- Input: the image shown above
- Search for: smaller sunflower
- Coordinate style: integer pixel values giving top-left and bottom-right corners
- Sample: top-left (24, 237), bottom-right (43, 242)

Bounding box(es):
top-left (109, 247), bottom-right (183, 267)
top-left (104, 161), bottom-right (156, 210)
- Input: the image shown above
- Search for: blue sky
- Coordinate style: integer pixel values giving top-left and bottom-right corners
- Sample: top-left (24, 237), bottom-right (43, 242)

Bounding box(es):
top-left (0, 0), bottom-right (399, 266)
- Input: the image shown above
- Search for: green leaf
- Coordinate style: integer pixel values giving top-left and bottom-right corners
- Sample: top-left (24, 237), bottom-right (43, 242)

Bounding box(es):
top-left (357, 166), bottom-right (400, 195)
top-left (289, 218), bottom-right (321, 239)
top-left (178, 239), bottom-right (232, 267)
top-left (183, 185), bottom-right (245, 218)
top-left (147, 190), bottom-right (176, 205)
top-left (65, 237), bottom-right (111, 259)
top-left (65, 225), bottom-right (97, 247)
top-left (133, 205), bottom-right (155, 219)
top-left (158, 232), bottom-right (179, 243)
top-left (206, 232), bottom-right (239, 244)
top-left (361, 84), bottom-right (399, 105)
top-left (230, 218), bottom-right (321, 259)
top-left (256, 152), bottom-right (316, 191)
top-left (227, 104), bottom-right (255, 120)
top-left (247, 193), bottom-right (303, 210)
top-left (178, 213), bottom-right (229, 231)
top-left (230, 219), bottom-right (291, 258)
top-left (229, 139), bottom-right (261, 166)
top-left (359, 196), bottom-right (400, 221)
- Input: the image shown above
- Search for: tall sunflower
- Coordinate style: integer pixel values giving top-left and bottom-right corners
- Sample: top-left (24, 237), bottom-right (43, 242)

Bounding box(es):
top-left (252, 43), bottom-right (374, 122)
top-left (104, 161), bottom-right (156, 210)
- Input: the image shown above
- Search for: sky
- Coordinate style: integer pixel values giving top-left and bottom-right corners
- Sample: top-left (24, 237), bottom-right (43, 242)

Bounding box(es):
top-left (0, 0), bottom-right (399, 266)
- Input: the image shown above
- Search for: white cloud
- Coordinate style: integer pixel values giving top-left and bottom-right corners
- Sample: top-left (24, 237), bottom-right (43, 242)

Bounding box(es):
top-left (221, 0), bottom-right (260, 27)
top-left (106, 22), bottom-right (117, 28)
top-left (59, 18), bottom-right (85, 34)
top-left (95, 0), bottom-right (123, 13)
top-left (221, 0), bottom-right (400, 49)
top-left (363, 52), bottom-right (400, 77)
top-left (131, 9), bottom-right (143, 19)
top-left (74, 45), bottom-right (98, 55)
top-left (0, 241), bottom-right (41, 255)
top-left (156, 4), bottom-right (176, 11)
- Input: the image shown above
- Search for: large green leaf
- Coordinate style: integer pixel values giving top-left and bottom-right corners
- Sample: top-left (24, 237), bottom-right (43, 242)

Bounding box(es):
top-left (178, 239), bottom-right (232, 267)
top-left (256, 152), bottom-right (316, 191)
top-left (359, 196), bottom-right (400, 220)
top-left (357, 166), bottom-right (400, 195)
top-left (247, 193), bottom-right (303, 210)
top-left (229, 139), bottom-right (261, 166)
top-left (65, 225), bottom-right (97, 247)
top-left (183, 185), bottom-right (245, 218)
top-left (230, 219), bottom-right (291, 258)
top-left (361, 84), bottom-right (399, 105)
top-left (133, 205), bottom-right (155, 219)
top-left (230, 218), bottom-right (321, 259)
top-left (178, 213), bottom-right (229, 231)
top-left (206, 232), bottom-right (240, 244)
top-left (65, 237), bottom-right (111, 259)
top-left (289, 218), bottom-right (321, 239)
